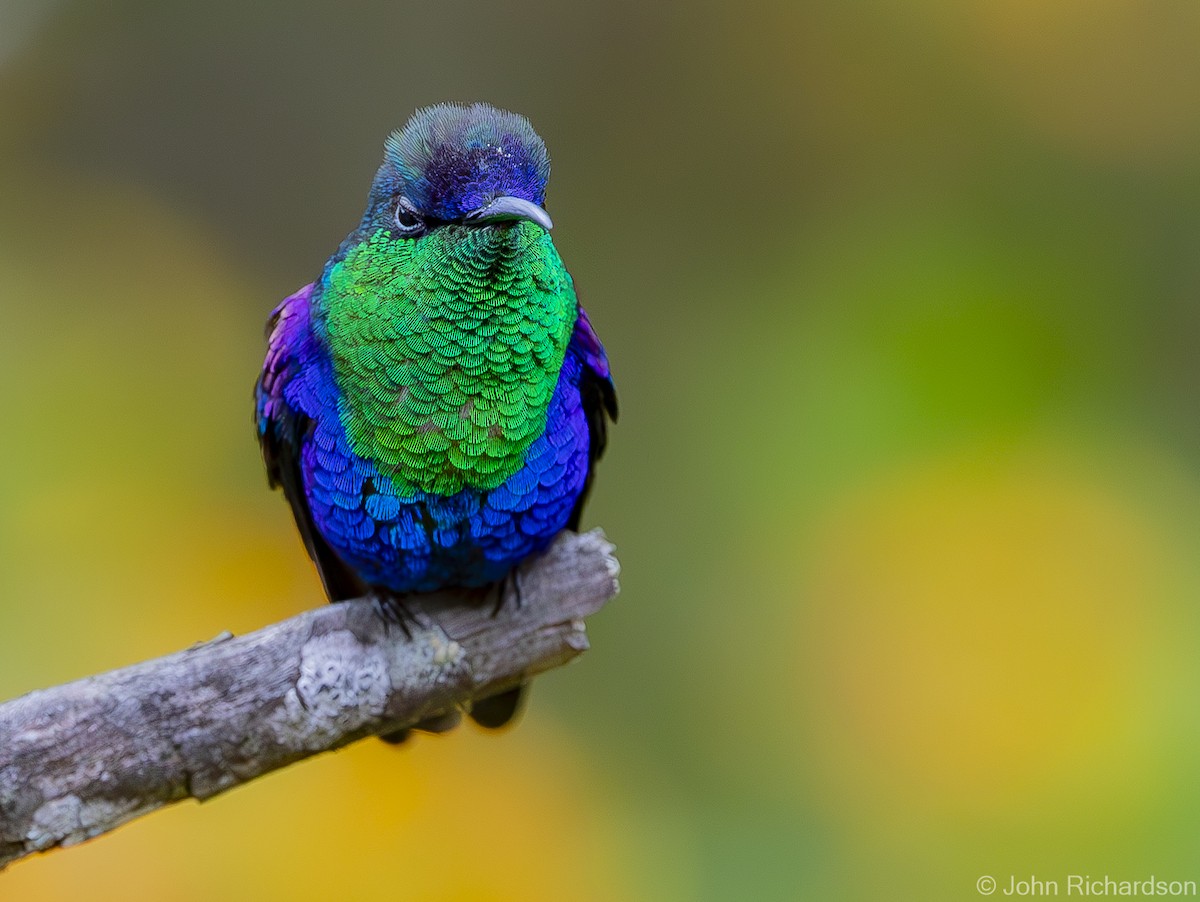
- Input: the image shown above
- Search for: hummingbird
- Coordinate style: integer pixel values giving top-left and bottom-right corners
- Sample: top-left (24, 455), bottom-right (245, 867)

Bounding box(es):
top-left (254, 102), bottom-right (616, 734)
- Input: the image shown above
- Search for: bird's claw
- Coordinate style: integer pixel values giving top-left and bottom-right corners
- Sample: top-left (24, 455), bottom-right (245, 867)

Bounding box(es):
top-left (370, 592), bottom-right (426, 638)
top-left (490, 567), bottom-right (525, 617)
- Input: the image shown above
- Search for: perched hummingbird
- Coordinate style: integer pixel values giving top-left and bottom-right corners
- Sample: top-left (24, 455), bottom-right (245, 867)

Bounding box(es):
top-left (254, 103), bottom-right (616, 732)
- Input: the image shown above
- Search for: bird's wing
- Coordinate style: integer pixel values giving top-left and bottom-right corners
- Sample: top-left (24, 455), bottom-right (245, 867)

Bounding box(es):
top-left (255, 284), bottom-right (367, 602)
top-left (567, 303), bottom-right (618, 530)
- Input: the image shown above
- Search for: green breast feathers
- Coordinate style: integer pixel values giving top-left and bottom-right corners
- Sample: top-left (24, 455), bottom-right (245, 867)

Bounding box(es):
top-left (319, 222), bottom-right (576, 497)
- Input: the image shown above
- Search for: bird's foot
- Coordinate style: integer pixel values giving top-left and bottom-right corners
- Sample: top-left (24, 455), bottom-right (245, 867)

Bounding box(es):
top-left (490, 567), bottom-right (525, 617)
top-left (369, 591), bottom-right (425, 638)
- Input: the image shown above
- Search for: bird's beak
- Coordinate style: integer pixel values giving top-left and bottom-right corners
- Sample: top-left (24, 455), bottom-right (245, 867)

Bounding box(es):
top-left (464, 196), bottom-right (553, 231)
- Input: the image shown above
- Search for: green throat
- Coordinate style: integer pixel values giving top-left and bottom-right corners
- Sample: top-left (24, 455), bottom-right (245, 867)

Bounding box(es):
top-left (319, 221), bottom-right (577, 497)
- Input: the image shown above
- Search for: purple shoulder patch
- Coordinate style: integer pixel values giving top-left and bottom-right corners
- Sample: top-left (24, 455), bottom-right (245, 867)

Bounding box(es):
top-left (255, 283), bottom-right (316, 430)
top-left (571, 304), bottom-right (611, 380)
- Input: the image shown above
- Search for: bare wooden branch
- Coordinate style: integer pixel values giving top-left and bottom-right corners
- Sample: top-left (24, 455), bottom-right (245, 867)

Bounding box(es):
top-left (0, 529), bottom-right (618, 870)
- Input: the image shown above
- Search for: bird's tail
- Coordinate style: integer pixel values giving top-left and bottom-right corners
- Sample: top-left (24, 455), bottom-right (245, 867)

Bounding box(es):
top-left (379, 683), bottom-right (527, 744)
top-left (467, 683), bottom-right (527, 729)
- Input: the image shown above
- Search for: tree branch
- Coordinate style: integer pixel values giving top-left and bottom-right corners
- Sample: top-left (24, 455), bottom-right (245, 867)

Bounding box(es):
top-left (0, 529), bottom-right (619, 870)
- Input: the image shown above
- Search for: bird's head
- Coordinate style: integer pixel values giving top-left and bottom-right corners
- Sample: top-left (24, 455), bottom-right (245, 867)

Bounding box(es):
top-left (361, 102), bottom-right (553, 238)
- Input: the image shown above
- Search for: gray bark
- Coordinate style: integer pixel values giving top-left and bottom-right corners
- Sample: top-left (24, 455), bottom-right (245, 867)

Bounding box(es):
top-left (0, 529), bottom-right (618, 870)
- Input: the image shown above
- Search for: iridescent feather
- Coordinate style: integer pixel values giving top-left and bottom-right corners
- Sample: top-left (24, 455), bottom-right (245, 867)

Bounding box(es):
top-left (254, 104), bottom-right (616, 726)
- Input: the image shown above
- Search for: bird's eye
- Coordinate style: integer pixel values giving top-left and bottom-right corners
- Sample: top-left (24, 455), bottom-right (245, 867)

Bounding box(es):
top-left (393, 201), bottom-right (425, 236)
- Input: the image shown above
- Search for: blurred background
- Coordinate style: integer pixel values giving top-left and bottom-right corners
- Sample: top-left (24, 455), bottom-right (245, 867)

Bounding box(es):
top-left (2, 0), bottom-right (1200, 898)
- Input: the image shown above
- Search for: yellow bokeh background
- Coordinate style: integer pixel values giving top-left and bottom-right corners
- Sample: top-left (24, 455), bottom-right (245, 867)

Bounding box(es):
top-left (3, 1), bottom-right (1200, 898)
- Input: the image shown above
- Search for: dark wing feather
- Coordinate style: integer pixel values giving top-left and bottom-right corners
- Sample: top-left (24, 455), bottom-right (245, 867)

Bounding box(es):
top-left (567, 303), bottom-right (617, 530)
top-left (255, 286), bottom-right (367, 603)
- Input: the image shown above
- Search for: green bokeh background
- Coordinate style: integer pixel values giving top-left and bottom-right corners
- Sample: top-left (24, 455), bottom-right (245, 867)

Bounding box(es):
top-left (3, 1), bottom-right (1200, 899)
